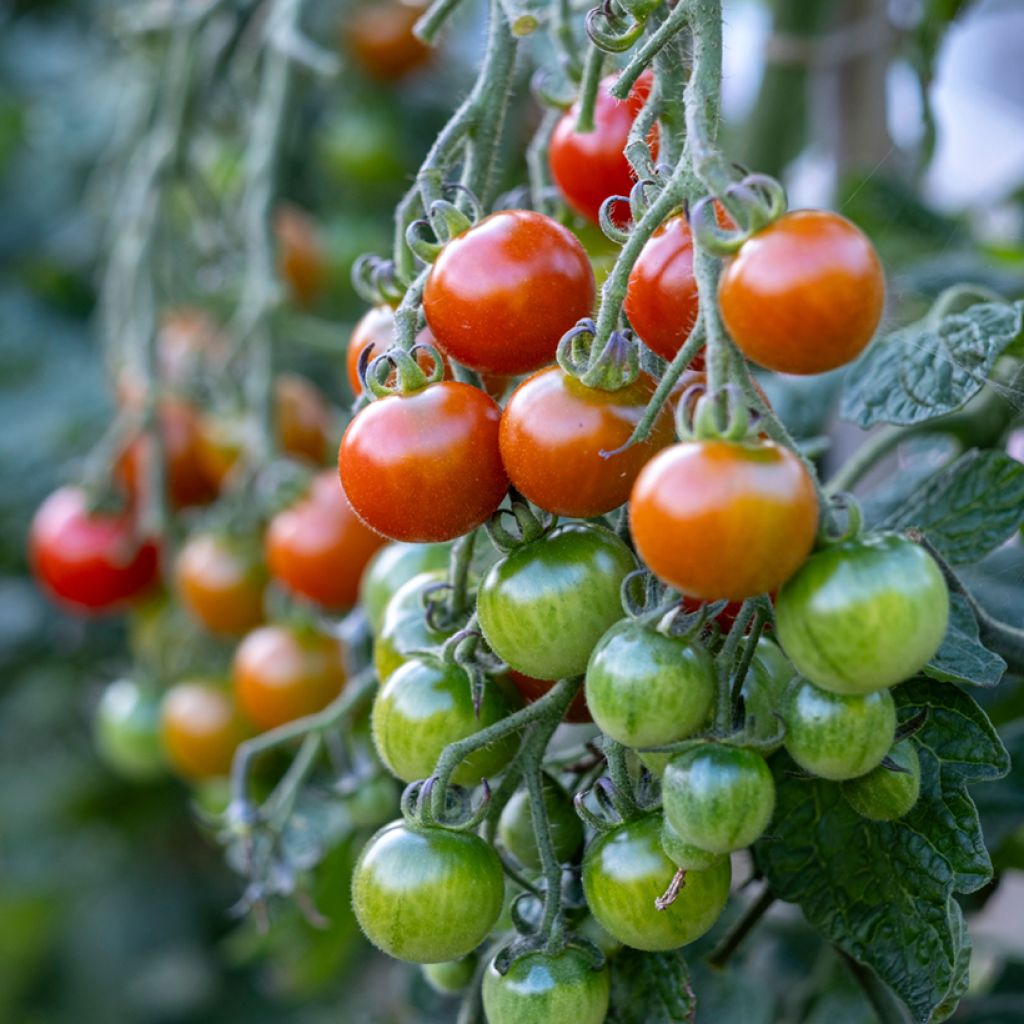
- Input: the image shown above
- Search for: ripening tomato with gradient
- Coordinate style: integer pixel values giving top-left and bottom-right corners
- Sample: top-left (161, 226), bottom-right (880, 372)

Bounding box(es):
top-left (549, 71), bottom-right (657, 226)
top-left (161, 680), bottom-right (249, 780)
top-left (30, 486), bottom-right (159, 613)
top-left (718, 209), bottom-right (885, 375)
top-left (175, 532), bottom-right (266, 636)
top-left (345, 0), bottom-right (432, 82)
top-left (499, 366), bottom-right (675, 517)
top-left (338, 381), bottom-right (508, 542)
top-left (422, 210), bottom-right (595, 376)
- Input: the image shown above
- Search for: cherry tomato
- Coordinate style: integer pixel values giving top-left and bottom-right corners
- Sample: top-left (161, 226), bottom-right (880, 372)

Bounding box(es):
top-left (775, 534), bottom-right (949, 695)
top-left (360, 541), bottom-right (452, 635)
top-left (30, 487), bottom-right (159, 613)
top-left (718, 210), bottom-right (885, 375)
top-left (482, 948), bottom-right (610, 1024)
top-left (352, 820), bottom-right (505, 963)
top-left (266, 471), bottom-right (385, 609)
top-left (117, 399), bottom-right (220, 508)
top-left (582, 814), bottom-right (731, 951)
top-left (345, 306), bottom-right (449, 396)
top-left (661, 744), bottom-right (775, 854)
top-left (477, 523), bottom-right (636, 681)
top-left (232, 623), bottom-right (346, 731)
top-left (497, 773), bottom-right (584, 869)
top-left (585, 619), bottom-right (715, 749)
top-left (659, 816), bottom-right (725, 872)
top-left (371, 656), bottom-right (521, 785)
top-left (275, 373), bottom-right (332, 464)
top-left (339, 381), bottom-right (508, 543)
top-left (508, 671), bottom-right (592, 724)
top-left (549, 71), bottom-right (657, 226)
top-left (738, 636), bottom-right (794, 753)
top-left (781, 677), bottom-right (895, 781)
top-left (161, 680), bottom-right (249, 780)
top-left (345, 0), bottom-right (431, 82)
top-left (373, 569), bottom-right (453, 680)
top-left (94, 678), bottom-right (165, 781)
top-left (842, 739), bottom-right (921, 821)
top-left (175, 533), bottom-right (266, 636)
top-left (275, 203), bottom-right (326, 308)
top-left (499, 366), bottom-right (674, 517)
top-left (422, 955), bottom-right (478, 996)
top-left (423, 210), bottom-right (595, 376)
top-left (630, 439), bottom-right (818, 601)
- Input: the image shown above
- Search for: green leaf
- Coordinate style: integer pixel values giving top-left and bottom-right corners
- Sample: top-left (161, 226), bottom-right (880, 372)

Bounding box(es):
top-left (880, 449), bottom-right (1024, 563)
top-left (839, 299), bottom-right (1023, 428)
top-left (756, 679), bottom-right (1009, 1023)
top-left (607, 948), bottom-right (695, 1024)
top-left (974, 721), bottom-right (1024, 854)
top-left (924, 594), bottom-right (1006, 688)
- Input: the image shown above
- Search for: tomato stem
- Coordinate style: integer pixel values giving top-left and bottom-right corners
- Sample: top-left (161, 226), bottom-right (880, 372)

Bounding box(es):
top-left (728, 603), bottom-right (771, 723)
top-left (574, 44), bottom-right (605, 133)
top-left (611, 0), bottom-right (689, 102)
top-left (714, 598), bottom-right (758, 734)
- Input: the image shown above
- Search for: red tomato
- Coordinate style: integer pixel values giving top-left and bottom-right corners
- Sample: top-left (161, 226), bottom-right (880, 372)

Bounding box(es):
top-left (509, 671), bottom-right (591, 724)
top-left (423, 210), bottom-right (595, 376)
top-left (266, 470), bottom-right (385, 609)
top-left (630, 439), bottom-right (818, 601)
top-left (233, 623), bottom-right (346, 731)
top-left (274, 204), bottom-right (326, 309)
top-left (346, 307), bottom-right (449, 396)
top-left (161, 681), bottom-right (249, 780)
top-left (499, 366), bottom-right (674, 517)
top-left (276, 374), bottom-right (332, 465)
top-left (549, 71), bottom-right (657, 226)
top-left (345, 0), bottom-right (431, 82)
top-left (338, 381), bottom-right (508, 543)
top-left (29, 487), bottom-right (159, 614)
top-left (718, 210), bottom-right (885, 375)
top-left (175, 533), bottom-right (266, 636)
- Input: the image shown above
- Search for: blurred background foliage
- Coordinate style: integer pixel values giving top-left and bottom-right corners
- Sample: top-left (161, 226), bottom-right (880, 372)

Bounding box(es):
top-left (1, 0), bottom-right (1022, 1022)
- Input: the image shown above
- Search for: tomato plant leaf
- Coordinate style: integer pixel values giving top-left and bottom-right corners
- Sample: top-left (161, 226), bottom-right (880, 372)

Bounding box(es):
top-left (756, 679), bottom-right (1009, 1023)
top-left (973, 721), bottom-right (1024, 856)
top-left (607, 948), bottom-right (696, 1024)
top-left (839, 298), bottom-right (1023, 428)
top-left (880, 448), bottom-right (1024, 563)
top-left (924, 594), bottom-right (1006, 688)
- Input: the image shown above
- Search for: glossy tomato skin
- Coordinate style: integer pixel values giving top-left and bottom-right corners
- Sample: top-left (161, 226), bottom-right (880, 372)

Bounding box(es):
top-left (549, 71), bottom-right (656, 226)
top-left (352, 820), bottom-right (504, 963)
top-left (662, 744), bottom-right (775, 854)
top-left (659, 816), bottom-right (725, 872)
top-left (360, 542), bottom-right (452, 636)
top-left (346, 0), bottom-right (431, 82)
top-left (482, 949), bottom-right (610, 1024)
top-left (630, 439), bottom-right (818, 601)
top-left (718, 210), bottom-right (885, 375)
top-left (497, 773), bottom-right (584, 869)
top-left (775, 534), bottom-right (949, 695)
top-left (266, 471), bottom-right (385, 609)
top-left (373, 569), bottom-right (452, 680)
top-left (582, 814), bottom-right (731, 951)
top-left (499, 366), bottom-right (674, 517)
top-left (339, 381), bottom-right (508, 543)
top-left (625, 215), bottom-right (700, 362)
top-left (161, 681), bottom-right (249, 781)
top-left (842, 739), bottom-right (921, 821)
top-left (423, 211), bottom-right (595, 376)
top-left (477, 523), bottom-right (636, 681)
top-left (781, 677), bottom-right (895, 781)
top-left (371, 656), bottom-right (521, 785)
top-left (508, 671), bottom-right (591, 724)
top-left (175, 533), bottom-right (266, 636)
top-left (585, 619), bottom-right (715, 749)
top-left (94, 678), bottom-right (165, 781)
top-left (30, 487), bottom-right (159, 613)
top-left (232, 624), bottom-right (346, 731)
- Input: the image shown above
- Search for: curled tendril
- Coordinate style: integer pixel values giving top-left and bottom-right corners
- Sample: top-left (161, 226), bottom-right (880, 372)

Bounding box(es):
top-left (598, 194), bottom-right (632, 244)
top-left (351, 254), bottom-right (404, 306)
top-left (586, 0), bottom-right (647, 53)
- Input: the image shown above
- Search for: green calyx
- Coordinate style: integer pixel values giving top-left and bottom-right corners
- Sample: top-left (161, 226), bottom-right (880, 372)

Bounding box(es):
top-left (690, 172), bottom-right (788, 257)
top-left (364, 343), bottom-right (445, 400)
top-left (678, 385), bottom-right (752, 443)
top-left (556, 319), bottom-right (640, 391)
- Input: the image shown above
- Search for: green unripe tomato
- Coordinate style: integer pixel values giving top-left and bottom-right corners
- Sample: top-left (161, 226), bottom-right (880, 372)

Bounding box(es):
top-left (576, 915), bottom-right (623, 957)
top-left (482, 948), bottom-right (610, 1024)
top-left (781, 677), bottom-right (896, 781)
top-left (585, 619), bottom-right (715, 748)
top-left (497, 774), bottom-right (584, 870)
top-left (739, 637), bottom-right (795, 754)
top-left (842, 739), bottom-right (922, 820)
top-left (660, 816), bottom-right (725, 871)
top-left (361, 543), bottom-right (451, 636)
top-left (662, 744), bottom-right (775, 854)
top-left (478, 523), bottom-right (636, 681)
top-left (352, 820), bottom-right (504, 964)
top-left (582, 814), bottom-right (731, 951)
top-left (775, 534), bottom-right (949, 694)
top-left (93, 678), bottom-right (165, 781)
top-left (373, 570), bottom-right (453, 681)
top-left (344, 773), bottom-right (400, 829)
top-left (372, 656), bottom-right (522, 786)
top-left (422, 954), bottom-right (478, 995)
